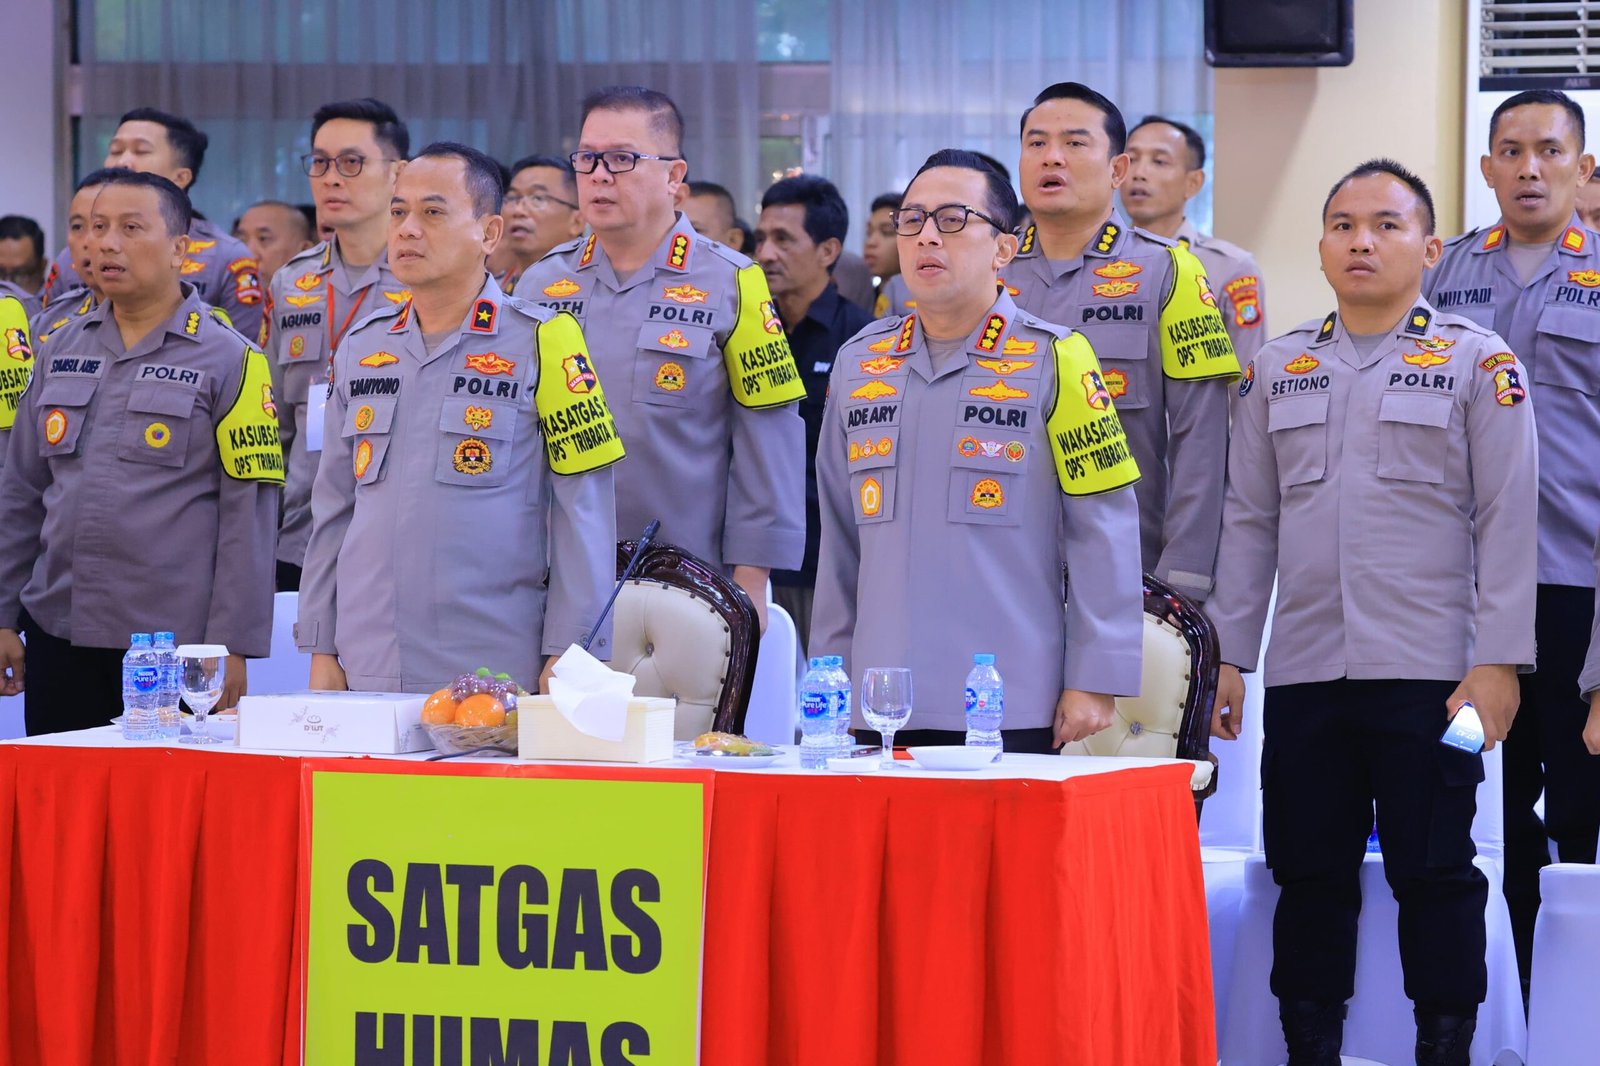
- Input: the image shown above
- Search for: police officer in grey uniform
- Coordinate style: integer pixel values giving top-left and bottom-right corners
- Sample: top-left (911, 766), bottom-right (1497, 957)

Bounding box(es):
top-left (514, 86), bottom-right (806, 630)
top-left (812, 149), bottom-right (1145, 751)
top-left (1210, 160), bottom-right (1536, 1066)
top-left (42, 109), bottom-right (263, 341)
top-left (264, 98), bottom-right (410, 592)
top-left (1123, 115), bottom-right (1268, 363)
top-left (1009, 83), bottom-right (1239, 604)
top-left (298, 144), bottom-right (620, 696)
top-left (0, 281), bottom-right (41, 324)
top-left (0, 171), bottom-right (283, 732)
top-left (1424, 89), bottom-right (1600, 975)
top-left (0, 290), bottom-right (32, 474)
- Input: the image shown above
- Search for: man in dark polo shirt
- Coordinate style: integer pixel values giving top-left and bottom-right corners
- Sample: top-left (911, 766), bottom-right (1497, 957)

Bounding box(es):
top-left (754, 174), bottom-right (872, 647)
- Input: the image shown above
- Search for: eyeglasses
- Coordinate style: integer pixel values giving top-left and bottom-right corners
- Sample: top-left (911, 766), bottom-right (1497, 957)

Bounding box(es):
top-left (891, 203), bottom-right (1008, 237)
top-left (503, 191), bottom-right (578, 211)
top-left (300, 152), bottom-right (395, 178)
top-left (569, 150), bottom-right (681, 175)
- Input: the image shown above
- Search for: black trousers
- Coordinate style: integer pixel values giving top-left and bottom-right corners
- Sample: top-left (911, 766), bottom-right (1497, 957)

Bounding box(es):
top-left (20, 612), bottom-right (126, 736)
top-left (855, 726), bottom-right (1059, 754)
top-left (275, 560), bottom-right (302, 593)
top-left (1504, 583), bottom-right (1600, 980)
top-left (1262, 678), bottom-right (1487, 1013)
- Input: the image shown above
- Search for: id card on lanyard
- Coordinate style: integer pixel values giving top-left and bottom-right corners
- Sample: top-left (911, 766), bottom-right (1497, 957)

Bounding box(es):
top-left (306, 283), bottom-right (373, 453)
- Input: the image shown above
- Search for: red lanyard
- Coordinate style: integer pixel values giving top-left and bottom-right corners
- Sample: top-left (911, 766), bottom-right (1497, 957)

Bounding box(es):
top-left (327, 283), bottom-right (374, 354)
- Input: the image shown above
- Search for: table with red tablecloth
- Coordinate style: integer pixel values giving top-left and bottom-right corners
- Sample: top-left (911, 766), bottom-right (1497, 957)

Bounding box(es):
top-left (0, 740), bottom-right (1214, 1065)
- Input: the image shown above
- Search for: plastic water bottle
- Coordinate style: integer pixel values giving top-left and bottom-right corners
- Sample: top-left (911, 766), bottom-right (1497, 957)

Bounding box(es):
top-left (964, 653), bottom-right (1004, 760)
top-left (799, 657), bottom-right (839, 769)
top-left (121, 633), bottom-right (158, 740)
top-left (152, 631), bottom-right (181, 739)
top-left (826, 656), bottom-right (853, 756)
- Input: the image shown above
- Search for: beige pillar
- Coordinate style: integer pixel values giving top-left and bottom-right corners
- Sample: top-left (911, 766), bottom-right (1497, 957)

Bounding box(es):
top-left (1212, 1), bottom-right (1468, 330)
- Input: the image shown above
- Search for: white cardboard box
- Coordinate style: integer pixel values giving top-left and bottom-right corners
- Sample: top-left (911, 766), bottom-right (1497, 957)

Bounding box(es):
top-left (236, 690), bottom-right (431, 754)
top-left (517, 695), bottom-right (677, 763)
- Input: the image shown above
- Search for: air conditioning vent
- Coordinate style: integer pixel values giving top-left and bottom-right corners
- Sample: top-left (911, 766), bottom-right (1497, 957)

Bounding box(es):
top-left (1480, 0), bottom-right (1600, 84)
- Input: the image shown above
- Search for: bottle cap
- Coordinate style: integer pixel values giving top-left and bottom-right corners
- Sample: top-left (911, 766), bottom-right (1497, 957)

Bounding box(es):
top-left (155, 631), bottom-right (174, 642)
top-left (826, 655), bottom-right (844, 667)
top-left (130, 633), bottom-right (151, 644)
top-left (973, 653), bottom-right (995, 666)
top-left (808, 657), bottom-right (828, 669)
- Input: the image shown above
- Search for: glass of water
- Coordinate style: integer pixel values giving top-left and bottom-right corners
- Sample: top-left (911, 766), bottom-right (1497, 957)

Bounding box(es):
top-left (177, 644), bottom-right (228, 746)
top-left (861, 667), bottom-right (912, 769)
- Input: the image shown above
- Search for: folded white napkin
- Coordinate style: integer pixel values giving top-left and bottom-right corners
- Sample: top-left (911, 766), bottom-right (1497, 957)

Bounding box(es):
top-left (547, 644), bottom-right (637, 742)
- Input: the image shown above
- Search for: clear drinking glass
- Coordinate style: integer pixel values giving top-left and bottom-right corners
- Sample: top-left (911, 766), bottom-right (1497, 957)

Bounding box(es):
top-left (177, 644), bottom-right (228, 746)
top-left (860, 667), bottom-right (912, 769)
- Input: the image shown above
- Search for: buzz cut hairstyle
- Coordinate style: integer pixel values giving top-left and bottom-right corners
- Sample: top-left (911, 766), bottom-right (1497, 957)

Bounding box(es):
top-left (118, 107), bottom-right (209, 185)
top-left (1489, 89), bottom-right (1587, 150)
top-left (581, 86), bottom-right (685, 156)
top-left (1131, 115), bottom-right (1207, 171)
top-left (246, 199), bottom-right (316, 242)
top-left (510, 153), bottom-right (579, 200)
top-left (908, 148), bottom-right (1021, 235)
top-left (96, 169), bottom-right (193, 238)
top-left (1020, 82), bottom-right (1127, 156)
top-left (411, 141), bottom-right (506, 216)
top-left (870, 191), bottom-right (903, 214)
top-left (311, 97), bottom-right (410, 161)
top-left (1322, 157), bottom-right (1436, 236)
top-left (0, 215), bottom-right (45, 261)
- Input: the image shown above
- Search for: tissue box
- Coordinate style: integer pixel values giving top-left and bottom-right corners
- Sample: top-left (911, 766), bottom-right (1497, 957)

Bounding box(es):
top-left (237, 690), bottom-right (431, 754)
top-left (517, 695), bottom-right (677, 763)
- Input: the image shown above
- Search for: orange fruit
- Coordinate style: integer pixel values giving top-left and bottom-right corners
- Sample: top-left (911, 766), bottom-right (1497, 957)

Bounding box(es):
top-left (454, 693), bottom-right (506, 728)
top-left (421, 688), bottom-right (457, 725)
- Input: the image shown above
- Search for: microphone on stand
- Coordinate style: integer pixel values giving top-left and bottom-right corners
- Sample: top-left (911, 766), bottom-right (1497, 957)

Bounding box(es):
top-left (581, 519), bottom-right (661, 652)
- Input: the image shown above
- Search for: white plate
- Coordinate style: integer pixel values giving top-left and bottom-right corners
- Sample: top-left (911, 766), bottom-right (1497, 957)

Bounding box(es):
top-left (683, 749), bottom-right (785, 769)
top-left (908, 745), bottom-right (998, 771)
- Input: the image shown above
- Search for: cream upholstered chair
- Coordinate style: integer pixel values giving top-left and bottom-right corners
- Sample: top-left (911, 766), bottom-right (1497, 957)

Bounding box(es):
top-left (608, 541), bottom-right (761, 741)
top-left (1060, 573), bottom-right (1221, 812)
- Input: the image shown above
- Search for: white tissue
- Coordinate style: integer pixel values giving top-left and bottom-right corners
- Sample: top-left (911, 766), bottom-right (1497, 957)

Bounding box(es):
top-left (547, 644), bottom-right (636, 742)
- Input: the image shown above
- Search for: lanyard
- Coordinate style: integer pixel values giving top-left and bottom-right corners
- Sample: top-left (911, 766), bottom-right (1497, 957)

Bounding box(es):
top-left (327, 283), bottom-right (374, 354)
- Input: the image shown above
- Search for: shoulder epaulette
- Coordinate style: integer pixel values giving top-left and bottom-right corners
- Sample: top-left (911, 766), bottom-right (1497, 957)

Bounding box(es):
top-left (1441, 227), bottom-right (1484, 250)
top-left (538, 237), bottom-right (587, 264)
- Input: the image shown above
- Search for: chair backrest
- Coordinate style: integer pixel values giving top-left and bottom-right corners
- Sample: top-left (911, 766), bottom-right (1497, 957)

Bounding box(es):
top-left (609, 541), bottom-right (760, 740)
top-left (1060, 574), bottom-right (1220, 799)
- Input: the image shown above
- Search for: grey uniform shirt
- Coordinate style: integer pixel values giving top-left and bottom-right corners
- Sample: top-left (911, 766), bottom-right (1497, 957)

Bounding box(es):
top-left (295, 276), bottom-right (620, 694)
top-left (877, 273), bottom-right (914, 318)
top-left (0, 280), bottom-right (43, 323)
top-left (810, 291), bottom-right (1146, 731)
top-left (1176, 219), bottom-right (1267, 364)
top-left (1006, 214), bottom-right (1239, 601)
top-left (513, 214), bottom-right (806, 573)
top-left (1209, 302), bottom-right (1538, 685)
top-left (1424, 218), bottom-right (1600, 588)
top-left (262, 240), bottom-right (410, 569)
top-left (44, 218), bottom-right (264, 342)
top-left (1583, 529), bottom-right (1600, 699)
top-left (0, 286), bottom-right (282, 655)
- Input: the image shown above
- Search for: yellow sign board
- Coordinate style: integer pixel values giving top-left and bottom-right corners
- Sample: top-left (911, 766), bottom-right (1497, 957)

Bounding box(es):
top-left (306, 770), bottom-right (708, 1064)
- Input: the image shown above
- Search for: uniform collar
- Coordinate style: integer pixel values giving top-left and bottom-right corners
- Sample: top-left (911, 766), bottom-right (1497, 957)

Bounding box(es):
top-left (326, 236), bottom-right (395, 292)
top-left (575, 214), bottom-right (697, 289)
top-left (90, 284), bottom-right (208, 361)
top-left (387, 272), bottom-right (503, 365)
top-left (901, 289), bottom-right (1028, 382)
top-left (1472, 216), bottom-right (1589, 256)
top-left (1307, 299), bottom-right (1441, 370)
top-left (1175, 218), bottom-right (1202, 250)
top-left (1015, 211), bottom-right (1131, 277)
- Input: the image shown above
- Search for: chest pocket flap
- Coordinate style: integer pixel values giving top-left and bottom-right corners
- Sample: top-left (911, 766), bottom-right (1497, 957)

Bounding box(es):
top-left (439, 396), bottom-right (517, 442)
top-left (1267, 391), bottom-right (1329, 488)
top-left (119, 382), bottom-right (199, 468)
top-left (1534, 304), bottom-right (1600, 394)
top-left (1377, 390), bottom-right (1454, 484)
top-left (341, 395), bottom-right (397, 437)
top-left (36, 376), bottom-right (99, 457)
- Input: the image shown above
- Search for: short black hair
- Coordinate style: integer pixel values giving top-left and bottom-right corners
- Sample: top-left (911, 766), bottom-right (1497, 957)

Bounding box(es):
top-left (0, 216), bottom-right (45, 262)
top-left (581, 86), bottom-right (685, 156)
top-left (311, 97), bottom-right (410, 161)
top-left (411, 141), bottom-right (505, 216)
top-left (732, 218), bottom-right (753, 254)
top-left (77, 167), bottom-right (131, 193)
top-left (1020, 82), bottom-right (1127, 156)
top-left (510, 153), bottom-right (578, 200)
top-left (761, 174), bottom-right (849, 248)
top-left (118, 107), bottom-right (209, 185)
top-left (688, 180), bottom-right (736, 212)
top-left (970, 151), bottom-right (1012, 185)
top-left (1322, 157), bottom-right (1436, 235)
top-left (244, 199), bottom-right (315, 242)
top-left (95, 169), bottom-right (193, 237)
top-left (1131, 115), bottom-right (1206, 170)
top-left (907, 148), bottom-right (1021, 234)
top-left (297, 202), bottom-right (320, 233)
top-left (1489, 89), bottom-right (1586, 149)
top-left (870, 192), bottom-right (902, 214)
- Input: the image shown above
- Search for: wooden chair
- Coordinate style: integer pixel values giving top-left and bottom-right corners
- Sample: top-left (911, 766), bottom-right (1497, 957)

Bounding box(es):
top-left (609, 540), bottom-right (761, 739)
top-left (1059, 572), bottom-right (1221, 814)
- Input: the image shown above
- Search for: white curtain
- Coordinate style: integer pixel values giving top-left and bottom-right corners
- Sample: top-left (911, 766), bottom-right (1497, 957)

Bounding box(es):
top-left (828, 0), bottom-right (1214, 238)
top-left (77, 0), bottom-right (763, 227)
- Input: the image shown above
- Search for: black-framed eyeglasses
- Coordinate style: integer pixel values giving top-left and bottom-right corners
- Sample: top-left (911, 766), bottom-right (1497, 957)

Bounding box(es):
top-left (569, 150), bottom-right (682, 175)
top-left (503, 191), bottom-right (579, 211)
top-left (301, 152), bottom-right (395, 178)
top-left (891, 203), bottom-right (1007, 237)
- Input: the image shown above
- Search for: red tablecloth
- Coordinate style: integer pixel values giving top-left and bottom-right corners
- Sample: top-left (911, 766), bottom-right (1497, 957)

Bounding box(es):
top-left (0, 746), bottom-right (1214, 1065)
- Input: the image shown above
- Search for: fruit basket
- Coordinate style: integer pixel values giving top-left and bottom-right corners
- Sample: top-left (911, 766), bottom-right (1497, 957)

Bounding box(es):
top-left (422, 668), bottom-right (524, 757)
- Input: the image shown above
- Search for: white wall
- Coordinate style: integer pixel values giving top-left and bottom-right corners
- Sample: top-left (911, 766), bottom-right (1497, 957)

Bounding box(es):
top-left (0, 1), bottom-right (65, 250)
